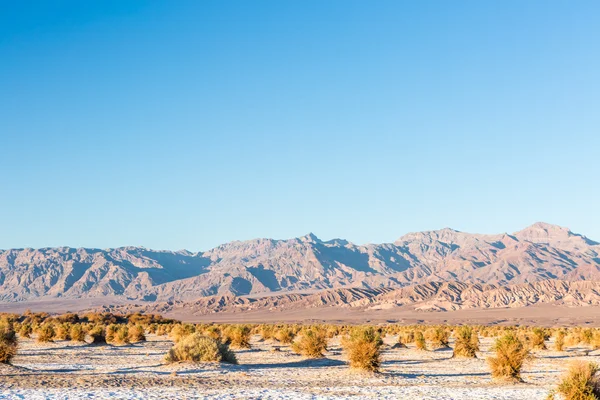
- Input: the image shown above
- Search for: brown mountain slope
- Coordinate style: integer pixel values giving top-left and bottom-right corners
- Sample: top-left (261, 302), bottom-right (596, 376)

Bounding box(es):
top-left (0, 222), bottom-right (599, 301)
top-left (100, 280), bottom-right (600, 316)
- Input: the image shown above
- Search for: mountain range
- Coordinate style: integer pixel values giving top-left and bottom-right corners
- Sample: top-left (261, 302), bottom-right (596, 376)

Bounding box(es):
top-left (1, 222), bottom-right (599, 305)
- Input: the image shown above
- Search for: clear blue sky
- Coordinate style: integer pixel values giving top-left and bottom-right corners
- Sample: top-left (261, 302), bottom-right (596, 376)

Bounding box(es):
top-left (1, 1), bottom-right (599, 251)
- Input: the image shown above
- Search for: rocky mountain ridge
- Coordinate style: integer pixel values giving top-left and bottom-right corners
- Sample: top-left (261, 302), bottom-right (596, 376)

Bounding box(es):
top-left (0, 222), bottom-right (598, 302)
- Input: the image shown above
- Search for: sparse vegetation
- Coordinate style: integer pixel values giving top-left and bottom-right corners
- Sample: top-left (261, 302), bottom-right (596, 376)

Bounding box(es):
top-left (488, 333), bottom-right (530, 382)
top-left (341, 326), bottom-right (383, 372)
top-left (553, 361), bottom-right (600, 400)
top-left (453, 326), bottom-right (479, 358)
top-left (415, 330), bottom-right (427, 351)
top-left (0, 322), bottom-right (17, 364)
top-left (291, 328), bottom-right (328, 358)
top-left (165, 333), bottom-right (237, 364)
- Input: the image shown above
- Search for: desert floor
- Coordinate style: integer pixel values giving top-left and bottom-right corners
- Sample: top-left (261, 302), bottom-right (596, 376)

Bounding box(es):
top-left (0, 333), bottom-right (593, 399)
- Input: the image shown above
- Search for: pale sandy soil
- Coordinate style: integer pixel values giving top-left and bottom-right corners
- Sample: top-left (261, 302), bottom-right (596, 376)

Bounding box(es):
top-left (0, 333), bottom-right (593, 399)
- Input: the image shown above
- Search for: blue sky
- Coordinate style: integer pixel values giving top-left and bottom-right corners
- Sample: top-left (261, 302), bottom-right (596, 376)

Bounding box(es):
top-left (1, 1), bottom-right (599, 251)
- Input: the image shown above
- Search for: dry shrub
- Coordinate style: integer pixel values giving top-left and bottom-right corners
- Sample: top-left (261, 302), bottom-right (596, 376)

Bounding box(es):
top-left (128, 325), bottom-right (146, 343)
top-left (54, 323), bottom-right (71, 341)
top-left (392, 333), bottom-right (407, 349)
top-left (291, 328), bottom-right (328, 358)
top-left (487, 333), bottom-right (530, 382)
top-left (36, 324), bottom-right (55, 343)
top-left (453, 326), bottom-right (479, 358)
top-left (531, 328), bottom-right (547, 350)
top-left (341, 327), bottom-right (383, 372)
top-left (258, 325), bottom-right (274, 341)
top-left (556, 361), bottom-right (600, 400)
top-left (113, 326), bottom-right (130, 345)
top-left (403, 331), bottom-right (415, 344)
top-left (170, 324), bottom-right (195, 343)
top-left (165, 333), bottom-right (237, 364)
top-left (591, 331), bottom-right (600, 350)
top-left (555, 331), bottom-right (566, 352)
top-left (415, 331), bottom-right (427, 351)
top-left (106, 324), bottom-right (119, 343)
top-left (426, 327), bottom-right (450, 349)
top-left (89, 326), bottom-right (107, 345)
top-left (203, 326), bottom-right (221, 340)
top-left (0, 322), bottom-right (17, 364)
top-left (70, 324), bottom-right (86, 343)
top-left (19, 324), bottom-right (32, 339)
top-left (274, 326), bottom-right (296, 344)
top-left (224, 325), bottom-right (251, 349)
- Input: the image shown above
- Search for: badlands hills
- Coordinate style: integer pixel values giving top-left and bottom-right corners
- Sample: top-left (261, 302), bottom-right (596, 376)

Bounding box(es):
top-left (1, 222), bottom-right (600, 318)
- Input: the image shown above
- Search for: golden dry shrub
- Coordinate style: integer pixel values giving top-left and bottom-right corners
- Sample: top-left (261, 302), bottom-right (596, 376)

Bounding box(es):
top-left (19, 323), bottom-right (32, 339)
top-left (88, 325), bottom-right (107, 345)
top-left (453, 326), bottom-right (478, 358)
top-left (0, 322), bottom-right (18, 364)
top-left (128, 325), bottom-right (146, 343)
top-left (113, 326), bottom-right (130, 345)
top-left (426, 327), bottom-right (450, 349)
top-left (36, 324), bottom-right (55, 343)
top-left (591, 331), bottom-right (600, 350)
top-left (555, 331), bottom-right (566, 352)
top-left (291, 328), bottom-right (328, 358)
top-left (70, 324), bottom-right (86, 343)
top-left (392, 333), bottom-right (407, 349)
top-left (106, 324), bottom-right (119, 343)
top-left (224, 325), bottom-right (251, 349)
top-left (403, 330), bottom-right (415, 344)
top-left (165, 333), bottom-right (237, 364)
top-left (203, 326), bottom-right (221, 340)
top-left (274, 326), bottom-right (296, 344)
top-left (258, 325), bottom-right (274, 341)
top-left (531, 327), bottom-right (547, 350)
top-left (556, 361), bottom-right (600, 400)
top-left (341, 326), bottom-right (383, 372)
top-left (415, 331), bottom-right (427, 351)
top-left (487, 333), bottom-right (530, 382)
top-left (170, 324), bottom-right (195, 343)
top-left (54, 323), bottom-right (71, 341)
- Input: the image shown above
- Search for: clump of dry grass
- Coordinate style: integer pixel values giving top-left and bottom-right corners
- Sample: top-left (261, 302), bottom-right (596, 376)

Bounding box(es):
top-left (203, 326), bottom-right (221, 341)
top-left (426, 327), bottom-right (450, 349)
top-left (165, 333), bottom-right (237, 364)
top-left (0, 322), bottom-right (18, 364)
top-left (415, 331), bottom-right (427, 351)
top-left (555, 361), bottom-right (600, 400)
top-left (88, 326), bottom-right (107, 345)
top-left (341, 326), bottom-right (383, 372)
top-left (453, 326), bottom-right (479, 358)
top-left (170, 324), bottom-right (196, 343)
top-left (128, 325), bottom-right (146, 343)
top-left (36, 324), bottom-right (55, 343)
top-left (291, 328), bottom-right (328, 358)
top-left (54, 323), bottom-right (71, 341)
top-left (487, 333), bottom-right (530, 382)
top-left (392, 333), bottom-right (407, 349)
top-left (113, 326), bottom-right (130, 345)
top-left (224, 325), bottom-right (251, 349)
top-left (555, 330), bottom-right (566, 352)
top-left (70, 324), bottom-right (86, 343)
top-left (531, 327), bottom-right (547, 350)
top-left (19, 323), bottom-right (32, 339)
top-left (274, 326), bottom-right (296, 344)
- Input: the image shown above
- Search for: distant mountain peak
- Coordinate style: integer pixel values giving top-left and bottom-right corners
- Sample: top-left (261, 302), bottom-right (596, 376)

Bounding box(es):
top-left (299, 232), bottom-right (320, 243)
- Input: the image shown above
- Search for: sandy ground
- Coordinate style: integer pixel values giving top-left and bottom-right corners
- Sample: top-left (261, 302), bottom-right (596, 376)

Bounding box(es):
top-left (0, 333), bottom-right (592, 399)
